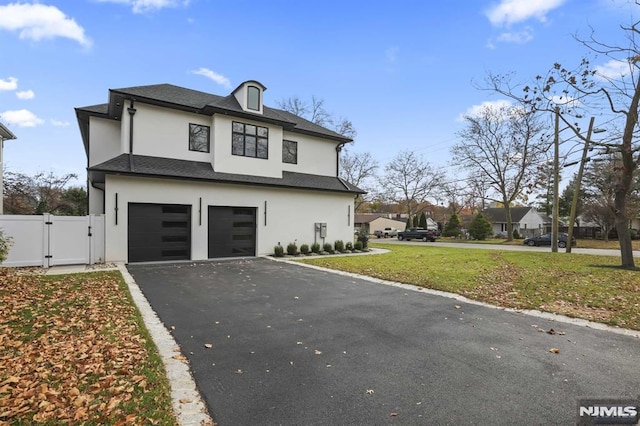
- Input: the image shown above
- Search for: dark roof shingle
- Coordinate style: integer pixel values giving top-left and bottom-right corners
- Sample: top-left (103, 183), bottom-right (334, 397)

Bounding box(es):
top-left (88, 154), bottom-right (364, 194)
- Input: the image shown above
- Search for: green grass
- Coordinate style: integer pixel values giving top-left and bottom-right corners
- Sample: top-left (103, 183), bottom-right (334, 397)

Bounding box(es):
top-left (297, 243), bottom-right (640, 330)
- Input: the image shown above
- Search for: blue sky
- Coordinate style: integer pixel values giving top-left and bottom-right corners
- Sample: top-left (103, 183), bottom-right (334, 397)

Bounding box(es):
top-left (0, 0), bottom-right (637, 187)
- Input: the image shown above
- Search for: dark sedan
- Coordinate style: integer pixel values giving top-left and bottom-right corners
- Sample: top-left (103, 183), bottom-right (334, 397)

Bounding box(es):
top-left (523, 232), bottom-right (576, 248)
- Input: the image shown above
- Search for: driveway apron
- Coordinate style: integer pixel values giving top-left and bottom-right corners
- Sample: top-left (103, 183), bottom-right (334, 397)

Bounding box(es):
top-left (127, 259), bottom-right (640, 425)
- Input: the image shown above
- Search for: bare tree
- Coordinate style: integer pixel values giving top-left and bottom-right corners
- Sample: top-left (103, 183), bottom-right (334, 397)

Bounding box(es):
top-left (452, 104), bottom-right (548, 241)
top-left (484, 7), bottom-right (640, 267)
top-left (380, 151), bottom-right (444, 218)
top-left (277, 96), bottom-right (357, 139)
top-left (3, 170), bottom-right (82, 215)
top-left (339, 148), bottom-right (379, 212)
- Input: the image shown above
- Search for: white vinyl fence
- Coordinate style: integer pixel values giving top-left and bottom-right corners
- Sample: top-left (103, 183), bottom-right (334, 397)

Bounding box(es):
top-left (0, 214), bottom-right (105, 267)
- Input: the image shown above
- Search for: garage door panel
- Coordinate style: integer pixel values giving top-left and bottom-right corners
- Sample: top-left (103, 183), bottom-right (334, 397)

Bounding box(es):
top-left (208, 206), bottom-right (256, 258)
top-left (128, 203), bottom-right (191, 263)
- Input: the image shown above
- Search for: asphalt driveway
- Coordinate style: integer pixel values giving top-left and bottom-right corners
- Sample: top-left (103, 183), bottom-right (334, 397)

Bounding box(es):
top-left (127, 259), bottom-right (640, 425)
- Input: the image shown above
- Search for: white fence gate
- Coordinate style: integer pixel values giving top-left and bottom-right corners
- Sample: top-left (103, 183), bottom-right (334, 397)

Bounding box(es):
top-left (0, 214), bottom-right (105, 267)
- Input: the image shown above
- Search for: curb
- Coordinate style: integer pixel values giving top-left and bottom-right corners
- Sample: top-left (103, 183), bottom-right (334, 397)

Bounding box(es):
top-left (117, 264), bottom-right (215, 425)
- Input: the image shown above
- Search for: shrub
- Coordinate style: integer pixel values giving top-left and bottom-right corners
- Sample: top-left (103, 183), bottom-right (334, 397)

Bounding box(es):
top-left (0, 230), bottom-right (13, 263)
top-left (354, 241), bottom-right (363, 250)
top-left (345, 241), bottom-right (354, 251)
top-left (287, 242), bottom-right (298, 256)
top-left (334, 240), bottom-right (344, 253)
top-left (356, 229), bottom-right (369, 249)
top-left (273, 245), bottom-right (284, 257)
top-left (0, 230), bottom-right (12, 263)
top-left (311, 242), bottom-right (321, 253)
top-left (630, 229), bottom-right (639, 240)
top-left (323, 243), bottom-right (333, 253)
top-left (513, 229), bottom-right (520, 239)
top-left (468, 213), bottom-right (492, 240)
top-left (300, 244), bottom-right (310, 255)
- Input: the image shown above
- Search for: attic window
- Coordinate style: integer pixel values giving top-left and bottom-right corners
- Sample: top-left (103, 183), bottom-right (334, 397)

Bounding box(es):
top-left (247, 86), bottom-right (260, 111)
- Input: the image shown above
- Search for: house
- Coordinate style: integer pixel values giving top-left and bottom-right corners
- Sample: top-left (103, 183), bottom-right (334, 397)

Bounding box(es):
top-left (76, 81), bottom-right (364, 263)
top-left (481, 207), bottom-right (545, 238)
top-left (355, 214), bottom-right (407, 235)
top-left (0, 122), bottom-right (17, 215)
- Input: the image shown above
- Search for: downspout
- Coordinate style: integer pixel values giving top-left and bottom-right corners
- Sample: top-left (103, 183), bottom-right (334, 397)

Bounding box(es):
top-left (128, 101), bottom-right (136, 171)
top-left (335, 141), bottom-right (349, 177)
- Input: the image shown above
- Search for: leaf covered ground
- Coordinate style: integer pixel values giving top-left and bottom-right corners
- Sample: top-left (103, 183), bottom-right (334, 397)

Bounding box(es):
top-left (299, 244), bottom-right (640, 330)
top-left (0, 268), bottom-right (176, 425)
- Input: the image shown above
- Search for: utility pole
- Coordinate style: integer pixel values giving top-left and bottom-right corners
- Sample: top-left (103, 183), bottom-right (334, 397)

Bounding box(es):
top-left (565, 117), bottom-right (594, 254)
top-left (552, 107), bottom-right (560, 253)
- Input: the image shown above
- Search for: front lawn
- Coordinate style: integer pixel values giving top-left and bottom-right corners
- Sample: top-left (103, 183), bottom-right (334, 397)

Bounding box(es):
top-left (298, 244), bottom-right (640, 330)
top-left (0, 269), bottom-right (176, 425)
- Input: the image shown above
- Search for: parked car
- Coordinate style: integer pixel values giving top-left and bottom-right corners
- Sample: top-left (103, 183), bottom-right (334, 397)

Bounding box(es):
top-left (374, 227), bottom-right (399, 238)
top-left (397, 228), bottom-right (437, 242)
top-left (523, 232), bottom-right (576, 248)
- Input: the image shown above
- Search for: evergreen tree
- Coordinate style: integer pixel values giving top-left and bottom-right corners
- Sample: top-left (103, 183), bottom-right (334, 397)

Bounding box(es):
top-left (419, 212), bottom-right (427, 229)
top-left (468, 213), bottom-right (493, 240)
top-left (412, 215), bottom-right (419, 227)
top-left (443, 213), bottom-right (462, 237)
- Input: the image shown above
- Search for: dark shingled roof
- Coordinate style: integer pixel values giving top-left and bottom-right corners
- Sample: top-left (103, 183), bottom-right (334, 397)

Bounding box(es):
top-left (88, 154), bottom-right (365, 195)
top-left (106, 83), bottom-right (351, 142)
top-left (76, 83), bottom-right (352, 155)
top-left (482, 207), bottom-right (538, 223)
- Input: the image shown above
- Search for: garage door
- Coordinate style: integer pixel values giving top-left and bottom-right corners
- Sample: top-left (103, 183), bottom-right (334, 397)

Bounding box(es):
top-left (208, 206), bottom-right (256, 258)
top-left (128, 203), bottom-right (191, 262)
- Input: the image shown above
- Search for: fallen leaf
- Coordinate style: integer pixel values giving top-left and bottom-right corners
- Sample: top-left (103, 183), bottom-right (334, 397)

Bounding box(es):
top-left (366, 389), bottom-right (374, 395)
top-left (390, 412), bottom-right (398, 417)
top-left (547, 329), bottom-right (556, 335)
top-left (179, 398), bottom-right (192, 404)
top-left (204, 343), bottom-right (213, 349)
top-left (549, 348), bottom-right (560, 354)
top-left (314, 350), bottom-right (322, 355)
top-left (454, 305), bottom-right (461, 309)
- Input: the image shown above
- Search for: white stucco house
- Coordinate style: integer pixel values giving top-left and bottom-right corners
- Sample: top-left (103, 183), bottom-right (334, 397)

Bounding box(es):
top-left (0, 122), bottom-right (17, 215)
top-left (76, 81), bottom-right (363, 263)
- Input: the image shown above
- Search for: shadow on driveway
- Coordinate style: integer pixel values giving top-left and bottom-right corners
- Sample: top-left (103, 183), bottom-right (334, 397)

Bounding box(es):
top-left (127, 258), bottom-right (640, 425)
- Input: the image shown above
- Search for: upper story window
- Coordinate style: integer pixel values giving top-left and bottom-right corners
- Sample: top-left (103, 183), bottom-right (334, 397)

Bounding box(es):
top-left (247, 86), bottom-right (260, 111)
top-left (189, 123), bottom-right (210, 152)
top-left (232, 121), bottom-right (268, 159)
top-left (283, 140), bottom-right (297, 164)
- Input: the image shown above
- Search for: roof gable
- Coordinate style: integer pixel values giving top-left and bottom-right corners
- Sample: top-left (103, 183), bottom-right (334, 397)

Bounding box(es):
top-left (482, 207), bottom-right (538, 223)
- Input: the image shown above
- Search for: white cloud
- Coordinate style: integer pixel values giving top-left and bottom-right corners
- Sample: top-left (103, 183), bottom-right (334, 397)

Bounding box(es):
top-left (16, 90), bottom-right (35, 100)
top-left (191, 68), bottom-right (231, 89)
top-left (0, 77), bottom-right (18, 91)
top-left (96, 0), bottom-right (190, 14)
top-left (495, 28), bottom-right (533, 44)
top-left (486, 0), bottom-right (567, 27)
top-left (0, 109), bottom-right (45, 127)
top-left (0, 3), bottom-right (91, 47)
top-left (459, 99), bottom-right (513, 121)
top-left (50, 119), bottom-right (70, 127)
top-left (595, 59), bottom-right (629, 80)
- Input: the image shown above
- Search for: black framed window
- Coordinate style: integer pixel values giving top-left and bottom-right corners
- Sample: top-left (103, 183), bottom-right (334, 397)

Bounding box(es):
top-left (247, 86), bottom-right (260, 111)
top-left (189, 123), bottom-right (210, 152)
top-left (283, 140), bottom-right (298, 164)
top-left (232, 121), bottom-right (268, 159)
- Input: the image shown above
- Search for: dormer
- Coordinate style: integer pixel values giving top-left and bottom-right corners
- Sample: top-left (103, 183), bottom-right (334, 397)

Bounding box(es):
top-left (232, 80), bottom-right (266, 114)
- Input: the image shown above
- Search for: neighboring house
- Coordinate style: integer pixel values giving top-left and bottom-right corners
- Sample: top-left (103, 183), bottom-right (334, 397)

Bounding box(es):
top-left (76, 81), bottom-right (364, 263)
top-left (355, 214), bottom-right (407, 235)
top-left (0, 123), bottom-right (17, 215)
top-left (481, 207), bottom-right (545, 238)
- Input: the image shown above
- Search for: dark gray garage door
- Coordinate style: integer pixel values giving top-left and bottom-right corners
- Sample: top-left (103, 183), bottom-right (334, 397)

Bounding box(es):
top-left (208, 206), bottom-right (256, 258)
top-left (128, 203), bottom-right (191, 262)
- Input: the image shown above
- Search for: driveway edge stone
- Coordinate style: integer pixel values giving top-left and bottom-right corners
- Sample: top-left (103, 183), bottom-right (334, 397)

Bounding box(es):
top-left (117, 264), bottom-right (215, 426)
top-left (280, 258), bottom-right (640, 339)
